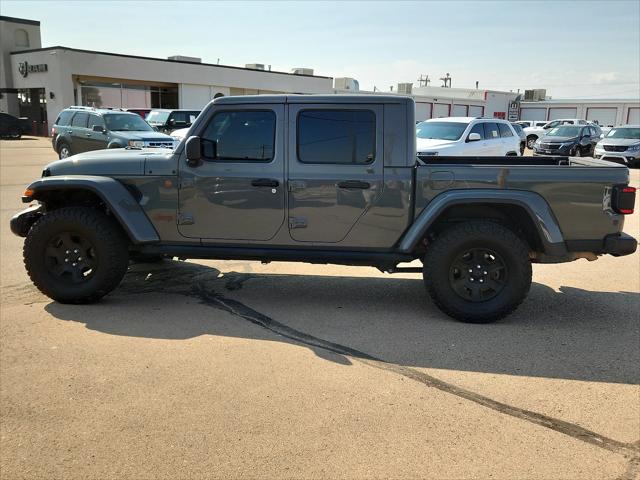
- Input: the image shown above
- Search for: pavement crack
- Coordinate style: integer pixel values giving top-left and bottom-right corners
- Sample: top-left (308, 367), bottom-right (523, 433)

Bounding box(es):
top-left (192, 280), bottom-right (640, 460)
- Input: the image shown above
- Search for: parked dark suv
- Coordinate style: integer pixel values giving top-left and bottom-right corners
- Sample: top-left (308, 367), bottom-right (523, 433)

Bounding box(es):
top-left (0, 113), bottom-right (30, 139)
top-left (533, 124), bottom-right (601, 157)
top-left (146, 109), bottom-right (201, 134)
top-left (51, 107), bottom-right (175, 159)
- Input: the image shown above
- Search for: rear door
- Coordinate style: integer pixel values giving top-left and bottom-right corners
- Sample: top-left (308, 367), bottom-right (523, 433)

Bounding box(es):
top-left (69, 112), bottom-right (89, 152)
top-left (287, 104), bottom-right (383, 243)
top-left (178, 104), bottom-right (286, 241)
top-left (482, 122), bottom-right (503, 155)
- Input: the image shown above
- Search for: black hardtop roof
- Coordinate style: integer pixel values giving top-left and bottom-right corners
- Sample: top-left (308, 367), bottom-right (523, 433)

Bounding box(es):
top-left (214, 94), bottom-right (414, 105)
top-left (149, 109), bottom-right (202, 113)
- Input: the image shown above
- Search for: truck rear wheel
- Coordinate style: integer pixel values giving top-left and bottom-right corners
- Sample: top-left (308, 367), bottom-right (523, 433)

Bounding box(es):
top-left (24, 207), bottom-right (129, 303)
top-left (423, 221), bottom-right (532, 323)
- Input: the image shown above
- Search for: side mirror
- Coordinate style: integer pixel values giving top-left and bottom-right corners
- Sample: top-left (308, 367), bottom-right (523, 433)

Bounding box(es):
top-left (92, 125), bottom-right (105, 133)
top-left (168, 118), bottom-right (175, 126)
top-left (185, 136), bottom-right (202, 167)
top-left (467, 132), bottom-right (482, 142)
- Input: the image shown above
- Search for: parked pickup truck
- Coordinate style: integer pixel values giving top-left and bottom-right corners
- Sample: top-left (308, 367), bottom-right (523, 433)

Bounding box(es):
top-left (10, 95), bottom-right (637, 323)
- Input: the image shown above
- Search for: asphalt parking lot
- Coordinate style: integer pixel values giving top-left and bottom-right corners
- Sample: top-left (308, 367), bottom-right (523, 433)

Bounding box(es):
top-left (1, 137), bottom-right (639, 479)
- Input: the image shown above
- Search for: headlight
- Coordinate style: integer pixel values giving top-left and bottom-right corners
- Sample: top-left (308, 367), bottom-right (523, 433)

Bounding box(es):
top-left (560, 143), bottom-right (573, 149)
top-left (128, 140), bottom-right (145, 148)
top-left (627, 144), bottom-right (640, 152)
top-left (533, 139), bottom-right (542, 148)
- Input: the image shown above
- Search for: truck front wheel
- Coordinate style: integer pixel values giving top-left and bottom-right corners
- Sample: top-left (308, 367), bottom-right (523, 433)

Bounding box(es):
top-left (24, 207), bottom-right (129, 303)
top-left (423, 221), bottom-right (532, 323)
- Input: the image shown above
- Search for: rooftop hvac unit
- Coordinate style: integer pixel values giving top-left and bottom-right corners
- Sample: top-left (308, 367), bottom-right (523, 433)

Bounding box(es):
top-left (524, 89), bottom-right (546, 101)
top-left (245, 63), bottom-right (265, 70)
top-left (334, 77), bottom-right (360, 91)
top-left (291, 67), bottom-right (314, 76)
top-left (397, 83), bottom-right (413, 94)
top-left (167, 55), bottom-right (202, 63)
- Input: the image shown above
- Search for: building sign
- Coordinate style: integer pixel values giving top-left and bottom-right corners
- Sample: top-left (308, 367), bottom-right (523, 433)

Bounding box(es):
top-left (508, 101), bottom-right (520, 121)
top-left (18, 61), bottom-right (48, 78)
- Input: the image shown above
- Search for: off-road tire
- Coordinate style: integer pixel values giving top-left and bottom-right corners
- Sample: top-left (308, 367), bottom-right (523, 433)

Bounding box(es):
top-left (423, 221), bottom-right (532, 323)
top-left (24, 207), bottom-right (129, 303)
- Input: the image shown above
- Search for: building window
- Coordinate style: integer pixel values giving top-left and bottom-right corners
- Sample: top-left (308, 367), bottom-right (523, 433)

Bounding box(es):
top-left (14, 29), bottom-right (29, 48)
top-left (79, 81), bottom-right (178, 109)
top-left (297, 109), bottom-right (376, 164)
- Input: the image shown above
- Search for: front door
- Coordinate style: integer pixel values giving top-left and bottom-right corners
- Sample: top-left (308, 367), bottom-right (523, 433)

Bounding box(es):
top-left (86, 114), bottom-right (108, 151)
top-left (178, 104), bottom-right (285, 241)
top-left (287, 104), bottom-right (384, 243)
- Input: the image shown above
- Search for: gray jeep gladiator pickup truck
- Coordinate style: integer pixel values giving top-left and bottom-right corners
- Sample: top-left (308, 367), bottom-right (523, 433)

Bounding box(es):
top-left (10, 95), bottom-right (638, 323)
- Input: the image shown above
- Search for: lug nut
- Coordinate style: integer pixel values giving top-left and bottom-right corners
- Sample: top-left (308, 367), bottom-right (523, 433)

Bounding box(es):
top-left (64, 258), bottom-right (68, 262)
top-left (479, 279), bottom-right (484, 283)
top-left (65, 250), bottom-right (70, 254)
top-left (77, 257), bottom-right (82, 261)
top-left (72, 263), bottom-right (76, 266)
top-left (468, 269), bottom-right (473, 273)
top-left (470, 278), bottom-right (474, 282)
top-left (483, 271), bottom-right (488, 275)
top-left (74, 249), bottom-right (78, 254)
top-left (477, 265), bottom-right (481, 268)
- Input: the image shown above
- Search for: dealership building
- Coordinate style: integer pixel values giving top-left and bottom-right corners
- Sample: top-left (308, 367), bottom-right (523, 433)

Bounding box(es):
top-left (1, 14), bottom-right (639, 135)
top-left (0, 15), bottom-right (333, 134)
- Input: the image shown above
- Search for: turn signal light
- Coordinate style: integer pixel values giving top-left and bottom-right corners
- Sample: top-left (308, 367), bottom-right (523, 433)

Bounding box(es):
top-left (21, 188), bottom-right (35, 203)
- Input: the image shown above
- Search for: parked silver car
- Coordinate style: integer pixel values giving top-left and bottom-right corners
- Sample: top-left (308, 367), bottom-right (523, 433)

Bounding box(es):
top-left (594, 125), bottom-right (640, 167)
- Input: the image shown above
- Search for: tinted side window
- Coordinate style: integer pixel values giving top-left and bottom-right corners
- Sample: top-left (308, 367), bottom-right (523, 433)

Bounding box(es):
top-left (201, 110), bottom-right (275, 162)
top-left (88, 114), bottom-right (104, 129)
top-left (468, 123), bottom-right (485, 140)
top-left (498, 123), bottom-right (514, 137)
top-left (298, 109), bottom-right (375, 164)
top-left (56, 110), bottom-right (74, 126)
top-left (581, 127), bottom-right (590, 137)
top-left (483, 122), bottom-right (500, 139)
top-left (71, 112), bottom-right (88, 128)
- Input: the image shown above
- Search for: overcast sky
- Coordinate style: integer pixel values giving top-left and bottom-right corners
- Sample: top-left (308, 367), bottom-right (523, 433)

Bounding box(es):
top-left (3, 0), bottom-right (639, 98)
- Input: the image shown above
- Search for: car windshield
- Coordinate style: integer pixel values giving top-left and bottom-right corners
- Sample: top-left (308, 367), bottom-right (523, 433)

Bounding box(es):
top-left (546, 126), bottom-right (581, 137)
top-left (146, 111), bottom-right (170, 125)
top-left (103, 114), bottom-right (153, 131)
top-left (606, 127), bottom-right (640, 139)
top-left (416, 122), bottom-right (467, 140)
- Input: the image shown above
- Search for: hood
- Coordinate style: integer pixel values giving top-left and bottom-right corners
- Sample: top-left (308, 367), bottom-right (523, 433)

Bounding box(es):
top-left (541, 136), bottom-right (578, 143)
top-left (416, 138), bottom-right (458, 150)
top-left (113, 130), bottom-right (173, 141)
top-left (170, 127), bottom-right (190, 140)
top-left (45, 148), bottom-right (149, 176)
top-left (599, 138), bottom-right (640, 147)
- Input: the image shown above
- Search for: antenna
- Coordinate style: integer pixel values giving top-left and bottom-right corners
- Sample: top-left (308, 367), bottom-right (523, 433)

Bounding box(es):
top-left (440, 73), bottom-right (452, 88)
top-left (417, 74), bottom-right (430, 87)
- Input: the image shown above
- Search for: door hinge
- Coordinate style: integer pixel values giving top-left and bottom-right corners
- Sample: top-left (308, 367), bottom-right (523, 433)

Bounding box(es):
top-left (177, 213), bottom-right (195, 226)
top-left (288, 216), bottom-right (307, 229)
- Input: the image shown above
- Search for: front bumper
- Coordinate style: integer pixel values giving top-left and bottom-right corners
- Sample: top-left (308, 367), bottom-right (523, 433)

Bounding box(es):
top-left (10, 204), bottom-right (43, 237)
top-left (533, 146), bottom-right (572, 156)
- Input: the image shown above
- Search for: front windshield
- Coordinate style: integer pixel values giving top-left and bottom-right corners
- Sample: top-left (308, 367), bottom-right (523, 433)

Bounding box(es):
top-left (104, 114), bottom-right (153, 132)
top-left (546, 126), bottom-right (581, 137)
top-left (146, 111), bottom-right (170, 125)
top-left (606, 127), bottom-right (640, 139)
top-left (416, 122), bottom-right (467, 140)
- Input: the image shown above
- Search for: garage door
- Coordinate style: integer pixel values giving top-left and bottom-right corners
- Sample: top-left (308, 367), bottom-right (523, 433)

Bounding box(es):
top-left (469, 105), bottom-right (484, 117)
top-left (586, 107), bottom-right (617, 128)
top-left (452, 104), bottom-right (468, 116)
top-left (519, 108), bottom-right (546, 121)
top-left (415, 102), bottom-right (432, 122)
top-left (433, 104), bottom-right (450, 118)
top-left (627, 107), bottom-right (640, 125)
top-left (548, 107), bottom-right (577, 120)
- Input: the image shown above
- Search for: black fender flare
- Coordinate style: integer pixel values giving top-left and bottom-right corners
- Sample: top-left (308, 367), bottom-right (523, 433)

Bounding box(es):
top-left (397, 189), bottom-right (567, 255)
top-left (24, 176), bottom-right (159, 244)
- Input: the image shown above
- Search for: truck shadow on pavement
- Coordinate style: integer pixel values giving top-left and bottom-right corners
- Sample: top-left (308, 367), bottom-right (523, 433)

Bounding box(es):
top-left (45, 260), bottom-right (640, 385)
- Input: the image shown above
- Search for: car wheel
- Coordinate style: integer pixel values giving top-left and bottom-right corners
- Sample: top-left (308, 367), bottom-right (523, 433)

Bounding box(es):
top-left (526, 136), bottom-right (537, 149)
top-left (58, 142), bottom-right (71, 159)
top-left (423, 221), bottom-right (532, 323)
top-left (23, 207), bottom-right (129, 303)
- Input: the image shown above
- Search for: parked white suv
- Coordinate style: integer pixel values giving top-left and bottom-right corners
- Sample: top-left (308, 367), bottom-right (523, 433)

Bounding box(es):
top-left (416, 117), bottom-right (521, 157)
top-left (523, 118), bottom-right (587, 149)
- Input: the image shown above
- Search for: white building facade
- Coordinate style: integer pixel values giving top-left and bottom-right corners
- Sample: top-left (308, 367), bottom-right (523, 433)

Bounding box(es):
top-left (519, 99), bottom-right (640, 127)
